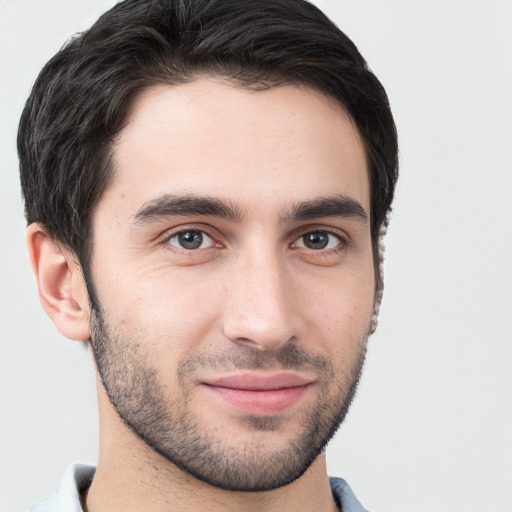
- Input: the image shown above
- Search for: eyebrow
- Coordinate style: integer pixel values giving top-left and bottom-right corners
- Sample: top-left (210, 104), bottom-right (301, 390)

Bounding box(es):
top-left (132, 193), bottom-right (244, 225)
top-left (132, 192), bottom-right (367, 226)
top-left (282, 195), bottom-right (368, 223)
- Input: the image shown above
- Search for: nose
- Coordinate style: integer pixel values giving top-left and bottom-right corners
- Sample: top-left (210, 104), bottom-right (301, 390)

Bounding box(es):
top-left (222, 249), bottom-right (301, 351)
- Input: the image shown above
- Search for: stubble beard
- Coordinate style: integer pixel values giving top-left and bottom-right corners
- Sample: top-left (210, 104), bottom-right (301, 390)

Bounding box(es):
top-left (89, 306), bottom-right (368, 492)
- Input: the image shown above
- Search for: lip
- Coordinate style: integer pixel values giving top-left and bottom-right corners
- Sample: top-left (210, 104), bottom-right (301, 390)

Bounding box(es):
top-left (201, 373), bottom-right (314, 415)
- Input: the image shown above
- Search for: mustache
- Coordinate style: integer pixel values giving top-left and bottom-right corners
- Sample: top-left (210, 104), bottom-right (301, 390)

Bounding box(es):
top-left (90, 307), bottom-right (336, 380)
top-left (178, 343), bottom-right (332, 379)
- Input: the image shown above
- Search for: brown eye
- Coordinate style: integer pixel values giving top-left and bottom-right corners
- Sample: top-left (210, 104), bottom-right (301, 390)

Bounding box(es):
top-left (167, 230), bottom-right (214, 250)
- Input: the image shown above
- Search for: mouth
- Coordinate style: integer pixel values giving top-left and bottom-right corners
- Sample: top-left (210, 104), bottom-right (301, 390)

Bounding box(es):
top-left (201, 373), bottom-right (314, 415)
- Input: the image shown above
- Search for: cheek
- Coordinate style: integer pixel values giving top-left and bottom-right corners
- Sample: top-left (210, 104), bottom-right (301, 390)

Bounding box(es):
top-left (299, 269), bottom-right (375, 349)
top-left (101, 267), bottom-right (223, 354)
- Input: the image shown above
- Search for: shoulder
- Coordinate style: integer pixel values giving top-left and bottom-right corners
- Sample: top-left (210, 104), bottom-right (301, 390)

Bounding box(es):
top-left (329, 476), bottom-right (371, 512)
top-left (28, 464), bottom-right (96, 512)
top-left (28, 493), bottom-right (60, 512)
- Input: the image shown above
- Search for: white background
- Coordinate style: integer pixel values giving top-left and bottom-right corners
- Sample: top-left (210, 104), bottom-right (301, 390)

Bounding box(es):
top-left (1, 1), bottom-right (511, 511)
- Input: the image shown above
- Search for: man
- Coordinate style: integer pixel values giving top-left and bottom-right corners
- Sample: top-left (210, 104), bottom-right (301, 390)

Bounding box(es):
top-left (18, 0), bottom-right (398, 510)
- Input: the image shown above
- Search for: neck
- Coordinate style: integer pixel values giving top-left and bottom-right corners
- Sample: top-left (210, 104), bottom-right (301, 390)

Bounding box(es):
top-left (85, 380), bottom-right (338, 512)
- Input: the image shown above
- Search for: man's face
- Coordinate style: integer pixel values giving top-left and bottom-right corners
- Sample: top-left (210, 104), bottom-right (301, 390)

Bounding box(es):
top-left (88, 79), bottom-right (375, 491)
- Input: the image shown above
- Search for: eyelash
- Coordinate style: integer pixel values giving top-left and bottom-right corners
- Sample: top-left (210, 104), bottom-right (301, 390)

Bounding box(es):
top-left (160, 226), bottom-right (348, 255)
top-left (161, 226), bottom-right (220, 253)
top-left (291, 230), bottom-right (347, 253)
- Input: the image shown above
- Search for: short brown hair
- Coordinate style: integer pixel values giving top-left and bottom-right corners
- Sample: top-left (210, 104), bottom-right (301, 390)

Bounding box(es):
top-left (18, 0), bottom-right (398, 282)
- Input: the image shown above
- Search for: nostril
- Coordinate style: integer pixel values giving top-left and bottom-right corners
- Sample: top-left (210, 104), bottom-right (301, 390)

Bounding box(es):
top-left (230, 336), bottom-right (264, 349)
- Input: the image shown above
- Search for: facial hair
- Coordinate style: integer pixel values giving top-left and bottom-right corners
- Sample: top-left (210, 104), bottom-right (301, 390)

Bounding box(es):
top-left (89, 306), bottom-right (368, 492)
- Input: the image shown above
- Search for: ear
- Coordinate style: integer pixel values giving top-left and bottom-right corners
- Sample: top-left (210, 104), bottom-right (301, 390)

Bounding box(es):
top-left (26, 223), bottom-right (91, 341)
top-left (369, 266), bottom-right (384, 335)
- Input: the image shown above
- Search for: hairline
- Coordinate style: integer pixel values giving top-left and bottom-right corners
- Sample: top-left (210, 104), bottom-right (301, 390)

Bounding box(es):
top-left (82, 74), bottom-right (376, 247)
top-left (73, 75), bottom-right (382, 311)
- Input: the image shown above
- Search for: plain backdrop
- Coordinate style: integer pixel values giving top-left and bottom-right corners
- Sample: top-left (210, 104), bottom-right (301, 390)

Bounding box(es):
top-left (1, 1), bottom-right (511, 511)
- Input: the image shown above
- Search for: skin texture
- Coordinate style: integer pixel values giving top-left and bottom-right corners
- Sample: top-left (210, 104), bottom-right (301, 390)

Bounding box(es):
top-left (29, 79), bottom-right (375, 512)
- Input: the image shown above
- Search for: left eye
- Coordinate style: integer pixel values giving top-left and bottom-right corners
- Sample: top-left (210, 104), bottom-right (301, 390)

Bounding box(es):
top-left (167, 230), bottom-right (215, 250)
top-left (295, 231), bottom-right (341, 250)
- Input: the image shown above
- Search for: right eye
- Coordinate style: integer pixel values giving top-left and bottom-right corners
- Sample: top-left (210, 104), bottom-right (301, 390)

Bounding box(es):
top-left (166, 230), bottom-right (215, 250)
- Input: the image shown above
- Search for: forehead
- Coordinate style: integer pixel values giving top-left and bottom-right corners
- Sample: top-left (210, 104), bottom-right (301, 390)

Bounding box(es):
top-left (101, 79), bottom-right (369, 219)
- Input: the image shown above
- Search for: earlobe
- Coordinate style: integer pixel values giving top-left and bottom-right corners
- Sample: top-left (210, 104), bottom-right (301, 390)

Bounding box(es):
top-left (26, 223), bottom-right (91, 342)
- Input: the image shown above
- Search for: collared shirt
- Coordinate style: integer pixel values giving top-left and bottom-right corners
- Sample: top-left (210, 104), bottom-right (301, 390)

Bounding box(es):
top-left (29, 463), bottom-right (370, 512)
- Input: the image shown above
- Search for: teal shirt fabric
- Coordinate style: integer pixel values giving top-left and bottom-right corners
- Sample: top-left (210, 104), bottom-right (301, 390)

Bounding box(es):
top-left (29, 464), bottom-right (370, 512)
